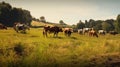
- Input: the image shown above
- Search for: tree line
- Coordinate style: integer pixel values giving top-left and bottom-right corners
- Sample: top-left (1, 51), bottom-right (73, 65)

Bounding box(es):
top-left (0, 1), bottom-right (32, 27)
top-left (75, 15), bottom-right (120, 33)
top-left (1, 2), bottom-right (120, 33)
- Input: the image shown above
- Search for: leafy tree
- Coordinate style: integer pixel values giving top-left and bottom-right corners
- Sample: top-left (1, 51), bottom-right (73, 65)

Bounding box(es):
top-left (76, 20), bottom-right (85, 29)
top-left (71, 24), bottom-right (76, 29)
top-left (85, 20), bottom-right (89, 28)
top-left (89, 19), bottom-right (96, 28)
top-left (59, 20), bottom-right (67, 28)
top-left (115, 14), bottom-right (120, 33)
top-left (40, 16), bottom-right (46, 23)
top-left (93, 20), bottom-right (103, 31)
top-left (59, 20), bottom-right (66, 25)
top-left (0, 1), bottom-right (12, 26)
top-left (105, 19), bottom-right (115, 31)
top-left (11, 8), bottom-right (32, 26)
top-left (0, 1), bottom-right (32, 26)
top-left (102, 22), bottom-right (111, 32)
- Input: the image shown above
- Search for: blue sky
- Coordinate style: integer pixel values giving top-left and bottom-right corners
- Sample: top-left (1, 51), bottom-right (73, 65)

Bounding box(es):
top-left (1, 0), bottom-right (120, 25)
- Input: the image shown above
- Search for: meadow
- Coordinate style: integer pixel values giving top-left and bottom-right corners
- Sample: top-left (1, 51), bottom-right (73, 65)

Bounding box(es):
top-left (0, 27), bottom-right (120, 67)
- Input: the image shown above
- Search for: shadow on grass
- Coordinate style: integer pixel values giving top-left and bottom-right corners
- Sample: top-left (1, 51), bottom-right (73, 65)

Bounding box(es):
top-left (52, 36), bottom-right (64, 39)
top-left (70, 36), bottom-right (78, 40)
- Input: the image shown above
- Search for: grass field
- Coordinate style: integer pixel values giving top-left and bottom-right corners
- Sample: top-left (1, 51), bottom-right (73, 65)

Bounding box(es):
top-left (0, 27), bottom-right (120, 67)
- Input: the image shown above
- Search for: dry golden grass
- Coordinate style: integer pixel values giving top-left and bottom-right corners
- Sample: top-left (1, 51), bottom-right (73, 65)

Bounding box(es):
top-left (0, 28), bottom-right (120, 67)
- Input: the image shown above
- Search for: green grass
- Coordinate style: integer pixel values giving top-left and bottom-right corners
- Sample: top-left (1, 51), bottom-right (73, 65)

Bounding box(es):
top-left (0, 28), bottom-right (120, 67)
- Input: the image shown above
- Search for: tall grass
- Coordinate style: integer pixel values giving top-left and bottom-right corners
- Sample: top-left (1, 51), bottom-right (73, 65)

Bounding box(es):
top-left (0, 28), bottom-right (120, 67)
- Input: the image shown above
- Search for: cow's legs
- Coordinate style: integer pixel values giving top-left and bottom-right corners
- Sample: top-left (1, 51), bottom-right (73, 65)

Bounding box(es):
top-left (53, 32), bottom-right (56, 37)
top-left (56, 33), bottom-right (58, 37)
top-left (23, 29), bottom-right (26, 33)
top-left (43, 30), bottom-right (47, 37)
top-left (53, 32), bottom-right (58, 37)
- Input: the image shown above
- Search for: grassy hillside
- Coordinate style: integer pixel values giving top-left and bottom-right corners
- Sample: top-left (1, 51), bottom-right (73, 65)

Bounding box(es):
top-left (31, 21), bottom-right (72, 28)
top-left (31, 21), bottom-right (53, 27)
top-left (0, 28), bottom-right (120, 67)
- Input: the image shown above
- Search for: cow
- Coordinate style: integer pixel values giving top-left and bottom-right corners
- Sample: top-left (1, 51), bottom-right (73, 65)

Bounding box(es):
top-left (43, 25), bottom-right (63, 37)
top-left (78, 29), bottom-right (83, 34)
top-left (0, 24), bottom-right (7, 30)
top-left (88, 29), bottom-right (98, 37)
top-left (83, 28), bottom-right (91, 35)
top-left (109, 31), bottom-right (118, 35)
top-left (13, 22), bottom-right (30, 33)
top-left (98, 30), bottom-right (106, 35)
top-left (64, 28), bottom-right (73, 37)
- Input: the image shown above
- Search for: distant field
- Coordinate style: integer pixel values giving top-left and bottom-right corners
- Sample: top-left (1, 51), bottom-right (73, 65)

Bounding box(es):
top-left (31, 21), bottom-right (53, 27)
top-left (0, 28), bottom-right (120, 67)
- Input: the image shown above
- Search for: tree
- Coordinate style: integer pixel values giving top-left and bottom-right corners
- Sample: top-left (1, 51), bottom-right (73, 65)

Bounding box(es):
top-left (59, 20), bottom-right (67, 28)
top-left (11, 8), bottom-right (32, 26)
top-left (0, 1), bottom-right (32, 26)
top-left (40, 16), bottom-right (46, 23)
top-left (0, 1), bottom-right (12, 26)
top-left (89, 19), bottom-right (96, 28)
top-left (93, 20), bottom-right (103, 31)
top-left (115, 14), bottom-right (120, 33)
top-left (102, 22), bottom-right (111, 32)
top-left (105, 19), bottom-right (115, 31)
top-left (71, 24), bottom-right (76, 29)
top-left (59, 20), bottom-right (66, 25)
top-left (85, 20), bottom-right (89, 28)
top-left (76, 20), bottom-right (85, 29)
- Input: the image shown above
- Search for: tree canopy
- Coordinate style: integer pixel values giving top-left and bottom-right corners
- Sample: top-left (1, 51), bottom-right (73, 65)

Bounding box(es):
top-left (115, 14), bottom-right (120, 33)
top-left (76, 19), bottom-right (116, 32)
top-left (0, 1), bottom-right (32, 26)
top-left (40, 16), bottom-right (46, 23)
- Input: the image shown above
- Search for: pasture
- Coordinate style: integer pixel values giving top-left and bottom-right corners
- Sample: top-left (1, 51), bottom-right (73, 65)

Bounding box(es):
top-left (0, 28), bottom-right (120, 67)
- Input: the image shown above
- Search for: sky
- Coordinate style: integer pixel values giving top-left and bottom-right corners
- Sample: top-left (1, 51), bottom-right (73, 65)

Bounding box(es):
top-left (1, 0), bottom-right (120, 25)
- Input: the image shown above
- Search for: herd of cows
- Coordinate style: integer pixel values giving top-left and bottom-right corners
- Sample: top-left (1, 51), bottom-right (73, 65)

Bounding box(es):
top-left (0, 23), bottom-right (119, 37)
top-left (42, 25), bottom-right (118, 37)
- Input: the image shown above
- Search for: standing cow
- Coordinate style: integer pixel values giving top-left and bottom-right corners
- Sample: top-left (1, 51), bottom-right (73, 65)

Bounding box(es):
top-left (43, 25), bottom-right (63, 37)
top-left (13, 22), bottom-right (30, 33)
top-left (109, 31), bottom-right (118, 35)
top-left (98, 30), bottom-right (106, 35)
top-left (78, 29), bottom-right (83, 34)
top-left (82, 28), bottom-right (91, 35)
top-left (64, 28), bottom-right (73, 37)
top-left (88, 28), bottom-right (98, 37)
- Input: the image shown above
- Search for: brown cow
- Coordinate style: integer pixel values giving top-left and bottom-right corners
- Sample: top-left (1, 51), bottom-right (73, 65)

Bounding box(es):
top-left (64, 28), bottom-right (73, 37)
top-left (88, 29), bottom-right (98, 37)
top-left (109, 31), bottom-right (118, 35)
top-left (43, 25), bottom-right (63, 37)
top-left (0, 24), bottom-right (7, 30)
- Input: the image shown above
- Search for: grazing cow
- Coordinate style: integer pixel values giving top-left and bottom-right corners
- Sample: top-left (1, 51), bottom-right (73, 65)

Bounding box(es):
top-left (13, 22), bottom-right (30, 33)
top-left (78, 29), bottom-right (83, 34)
top-left (88, 29), bottom-right (98, 37)
top-left (83, 28), bottom-right (91, 35)
top-left (0, 24), bottom-right (7, 30)
top-left (98, 30), bottom-right (106, 35)
top-left (64, 28), bottom-right (73, 37)
top-left (109, 31), bottom-right (118, 35)
top-left (43, 25), bottom-right (63, 37)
